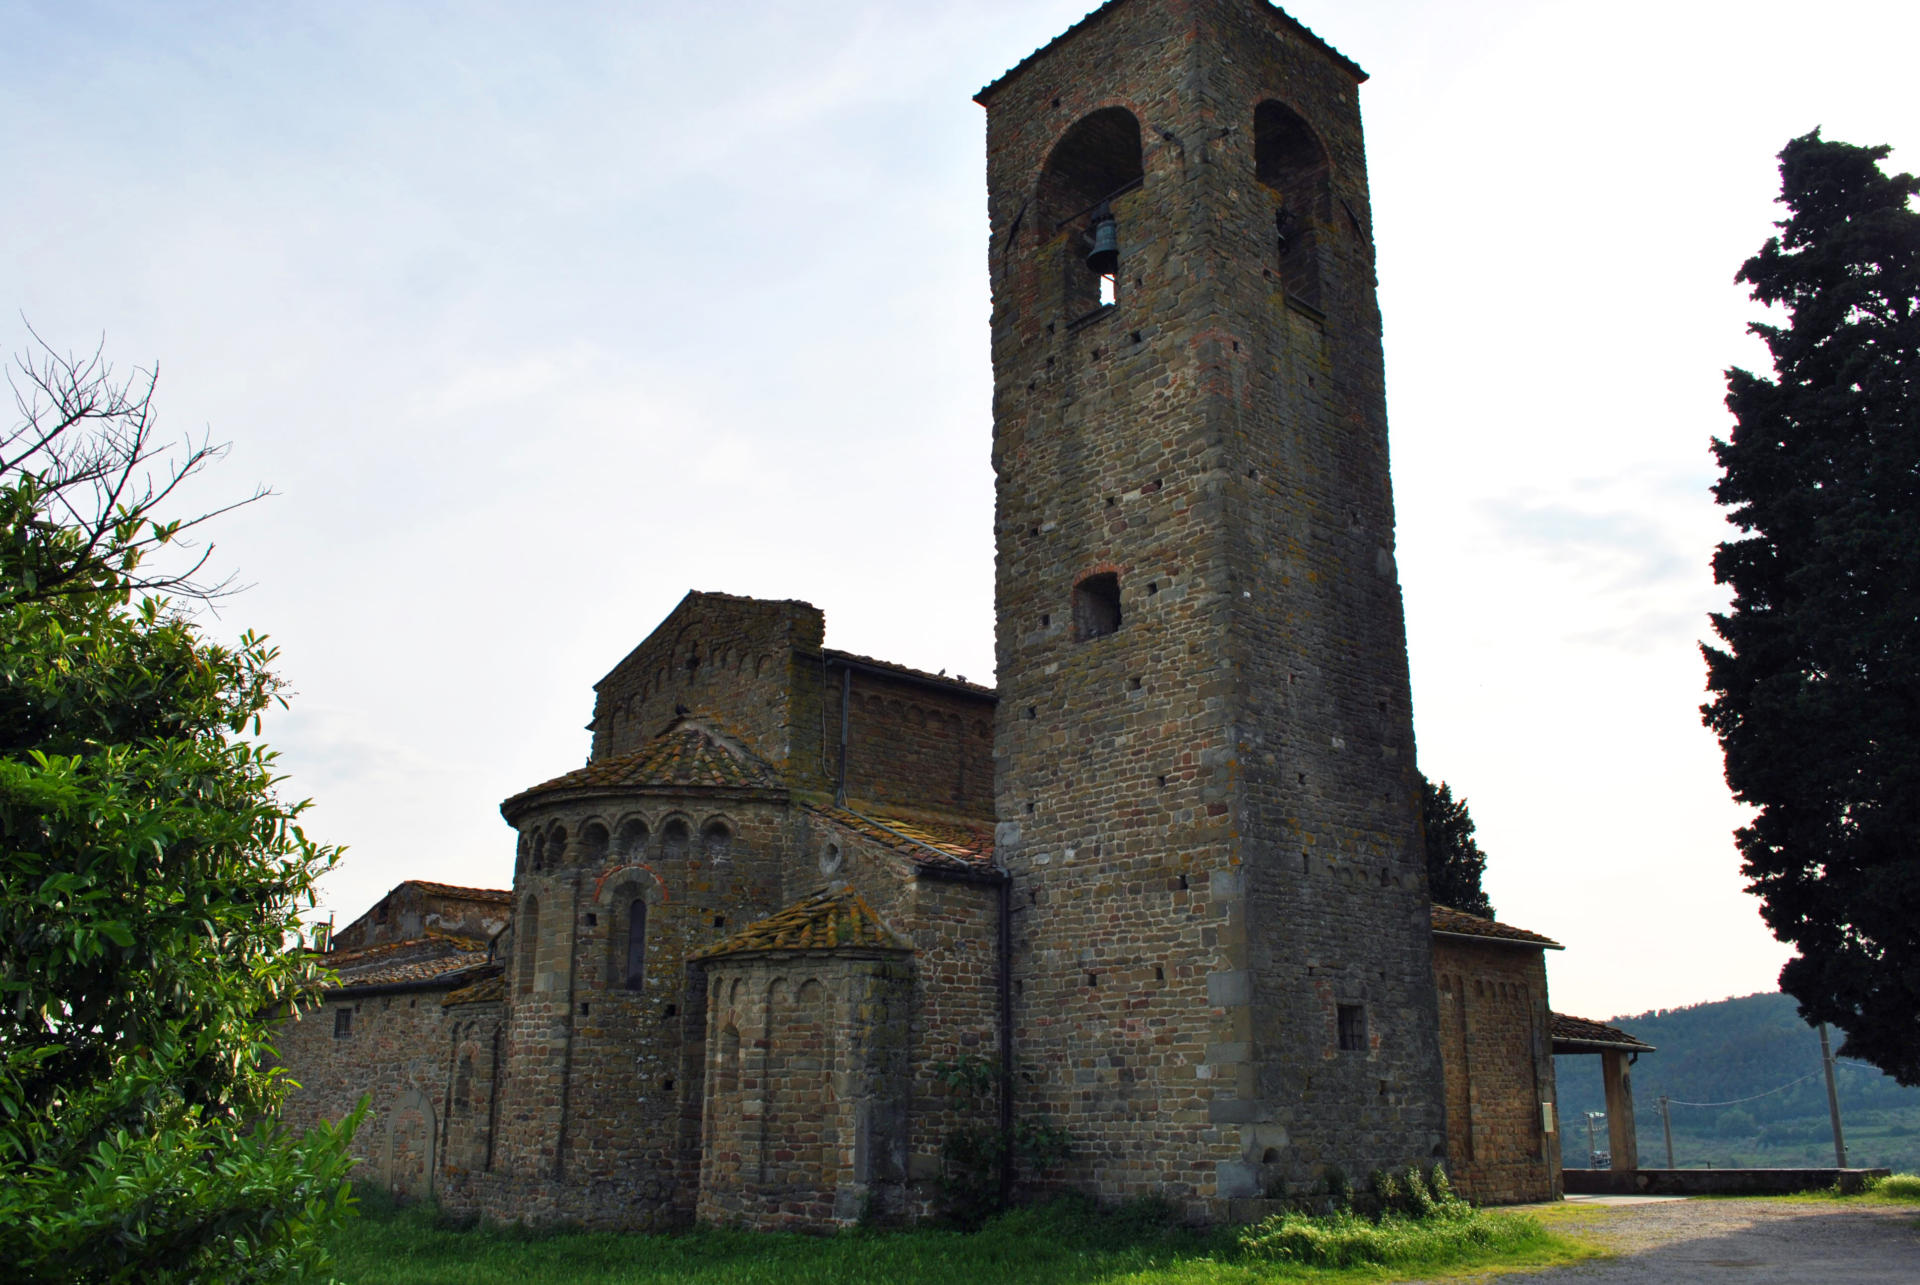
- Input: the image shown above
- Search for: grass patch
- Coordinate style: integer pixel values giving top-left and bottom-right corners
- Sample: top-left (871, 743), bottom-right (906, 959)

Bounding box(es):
top-left (315, 1184), bottom-right (1597, 1284)
top-left (1737, 1171), bottom-right (1920, 1204)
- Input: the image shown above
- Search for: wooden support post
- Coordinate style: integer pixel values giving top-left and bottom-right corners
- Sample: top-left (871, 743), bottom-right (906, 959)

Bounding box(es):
top-left (1602, 1050), bottom-right (1639, 1181)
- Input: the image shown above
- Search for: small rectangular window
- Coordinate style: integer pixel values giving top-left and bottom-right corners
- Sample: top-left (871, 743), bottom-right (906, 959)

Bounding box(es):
top-left (1337, 1003), bottom-right (1366, 1052)
top-left (334, 1008), bottom-right (353, 1039)
top-left (1072, 572), bottom-right (1122, 640)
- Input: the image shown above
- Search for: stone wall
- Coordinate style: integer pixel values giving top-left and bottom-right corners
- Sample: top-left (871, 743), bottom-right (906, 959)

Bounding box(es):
top-left (696, 951), bottom-right (914, 1228)
top-left (277, 984), bottom-right (469, 1199)
top-left (982, 0), bottom-right (1443, 1216)
top-left (834, 665), bottom-right (996, 817)
top-left (464, 787), bottom-right (798, 1227)
top-left (332, 883), bottom-right (508, 951)
top-left (591, 592), bottom-right (823, 772)
top-left (1431, 937), bottom-right (1560, 1204)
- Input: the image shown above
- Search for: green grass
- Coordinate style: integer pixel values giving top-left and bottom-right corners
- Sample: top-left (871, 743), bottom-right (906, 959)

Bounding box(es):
top-left (1727, 1171), bottom-right (1920, 1204)
top-left (313, 1191), bottom-right (1598, 1284)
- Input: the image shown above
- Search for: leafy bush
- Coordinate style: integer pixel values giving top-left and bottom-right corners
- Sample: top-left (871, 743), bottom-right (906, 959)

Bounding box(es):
top-left (1238, 1164), bottom-right (1548, 1269)
top-left (930, 1054), bottom-right (1070, 1227)
top-left (0, 340), bottom-right (356, 1282)
top-left (1869, 1173), bottom-right (1920, 1202)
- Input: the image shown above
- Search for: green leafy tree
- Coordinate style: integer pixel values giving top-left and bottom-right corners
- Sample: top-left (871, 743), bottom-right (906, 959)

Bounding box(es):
top-left (1704, 130), bottom-right (1920, 1086)
top-left (1420, 776), bottom-right (1494, 918)
top-left (0, 338), bottom-right (358, 1282)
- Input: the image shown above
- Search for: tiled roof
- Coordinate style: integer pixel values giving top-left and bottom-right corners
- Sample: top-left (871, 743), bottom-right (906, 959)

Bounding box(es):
top-left (691, 887), bottom-right (911, 961)
top-left (443, 970), bottom-right (506, 1008)
top-left (505, 721), bottom-right (779, 809)
top-left (975, 0), bottom-right (1367, 103)
top-left (404, 881), bottom-right (510, 904)
top-left (825, 649), bottom-right (996, 698)
top-left (808, 804), bottom-right (997, 875)
top-left (1552, 1013), bottom-right (1657, 1054)
top-left (1431, 904), bottom-right (1563, 950)
top-left (318, 932), bottom-right (490, 990)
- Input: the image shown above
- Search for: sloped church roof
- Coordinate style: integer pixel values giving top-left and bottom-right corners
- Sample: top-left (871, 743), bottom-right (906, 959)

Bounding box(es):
top-left (503, 720), bottom-right (780, 814)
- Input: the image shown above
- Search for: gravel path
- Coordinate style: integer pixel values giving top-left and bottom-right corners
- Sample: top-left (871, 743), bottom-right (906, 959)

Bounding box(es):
top-left (1493, 1197), bottom-right (1919, 1283)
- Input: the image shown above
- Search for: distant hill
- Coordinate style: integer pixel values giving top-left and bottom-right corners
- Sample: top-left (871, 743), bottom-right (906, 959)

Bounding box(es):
top-left (1552, 991), bottom-right (1920, 1171)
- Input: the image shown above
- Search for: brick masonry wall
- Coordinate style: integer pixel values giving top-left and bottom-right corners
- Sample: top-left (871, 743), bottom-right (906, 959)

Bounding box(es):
top-left (1430, 937), bottom-right (1561, 1204)
top-left (591, 592), bottom-right (824, 772)
top-left (983, 0), bottom-right (1444, 1216)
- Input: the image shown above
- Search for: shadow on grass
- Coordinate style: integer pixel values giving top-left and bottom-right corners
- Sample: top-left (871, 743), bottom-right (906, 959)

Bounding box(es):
top-left (317, 1191), bottom-right (1596, 1285)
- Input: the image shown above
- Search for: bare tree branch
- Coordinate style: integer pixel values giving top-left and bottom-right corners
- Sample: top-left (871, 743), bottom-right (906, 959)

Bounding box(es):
top-left (2, 326), bottom-right (269, 610)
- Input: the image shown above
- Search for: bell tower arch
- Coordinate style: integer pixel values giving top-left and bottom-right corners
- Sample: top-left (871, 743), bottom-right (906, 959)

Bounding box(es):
top-left (979, 0), bottom-right (1446, 1214)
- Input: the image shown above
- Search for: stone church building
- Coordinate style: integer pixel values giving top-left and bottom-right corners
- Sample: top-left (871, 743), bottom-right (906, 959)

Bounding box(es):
top-left (277, 0), bottom-right (1652, 1228)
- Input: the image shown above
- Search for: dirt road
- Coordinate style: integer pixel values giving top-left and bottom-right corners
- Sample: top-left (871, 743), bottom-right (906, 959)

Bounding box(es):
top-left (1499, 1196), bottom-right (1919, 1283)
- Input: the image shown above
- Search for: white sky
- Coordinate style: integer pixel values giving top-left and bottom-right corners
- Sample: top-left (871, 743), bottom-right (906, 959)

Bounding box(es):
top-left (5, 0), bottom-right (1915, 1022)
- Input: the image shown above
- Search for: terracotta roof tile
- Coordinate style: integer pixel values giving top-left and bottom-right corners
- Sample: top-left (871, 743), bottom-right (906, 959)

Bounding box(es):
top-left (691, 887), bottom-right (911, 961)
top-left (505, 721), bottom-right (779, 809)
top-left (317, 932), bottom-right (490, 990)
top-left (1431, 904), bottom-right (1563, 949)
top-left (808, 805), bottom-right (997, 875)
top-left (443, 970), bottom-right (506, 1007)
top-left (403, 881), bottom-right (511, 904)
top-left (1552, 1012), bottom-right (1657, 1053)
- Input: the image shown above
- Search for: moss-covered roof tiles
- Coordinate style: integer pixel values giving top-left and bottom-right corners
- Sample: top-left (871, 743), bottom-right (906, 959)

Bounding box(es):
top-left (691, 887), bottom-right (911, 961)
top-left (1431, 904), bottom-right (1563, 950)
top-left (807, 804), bottom-right (996, 875)
top-left (442, 970), bottom-right (506, 1007)
top-left (505, 722), bottom-right (779, 809)
top-left (403, 881), bottom-right (511, 903)
top-left (318, 931), bottom-right (491, 990)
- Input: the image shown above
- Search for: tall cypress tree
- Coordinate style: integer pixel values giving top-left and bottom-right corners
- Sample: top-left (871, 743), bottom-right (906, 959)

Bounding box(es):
top-left (1421, 776), bottom-right (1494, 919)
top-left (1704, 130), bottom-right (1920, 1085)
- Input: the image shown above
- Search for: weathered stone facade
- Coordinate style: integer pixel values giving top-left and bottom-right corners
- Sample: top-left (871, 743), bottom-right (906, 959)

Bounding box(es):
top-left (275, 1), bottom-right (1627, 1228)
top-left (980, 0), bottom-right (1443, 1212)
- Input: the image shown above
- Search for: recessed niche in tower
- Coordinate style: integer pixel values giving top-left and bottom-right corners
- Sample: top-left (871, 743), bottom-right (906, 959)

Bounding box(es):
top-left (1254, 99), bottom-right (1331, 311)
top-left (1072, 572), bottom-right (1122, 640)
top-left (1038, 107), bottom-right (1142, 321)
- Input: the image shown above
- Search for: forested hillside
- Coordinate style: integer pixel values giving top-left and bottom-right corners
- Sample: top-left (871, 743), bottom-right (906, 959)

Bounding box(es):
top-left (1553, 992), bottom-right (1920, 1171)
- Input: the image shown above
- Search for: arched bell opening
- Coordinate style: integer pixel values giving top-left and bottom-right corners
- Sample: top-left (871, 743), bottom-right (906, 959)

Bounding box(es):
top-left (1037, 107), bottom-right (1144, 319)
top-left (1254, 99), bottom-right (1332, 310)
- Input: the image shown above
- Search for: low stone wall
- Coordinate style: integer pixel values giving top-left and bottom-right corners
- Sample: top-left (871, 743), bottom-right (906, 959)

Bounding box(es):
top-left (1564, 1167), bottom-right (1890, 1196)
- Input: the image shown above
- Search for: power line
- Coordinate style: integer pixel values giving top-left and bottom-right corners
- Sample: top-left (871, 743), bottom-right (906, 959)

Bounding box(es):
top-left (1661, 1071), bottom-right (1824, 1109)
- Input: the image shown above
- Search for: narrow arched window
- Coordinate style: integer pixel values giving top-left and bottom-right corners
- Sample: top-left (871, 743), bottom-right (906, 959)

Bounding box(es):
top-left (624, 898), bottom-right (647, 991)
top-left (662, 819), bottom-right (690, 863)
top-left (517, 896), bottom-right (540, 996)
top-left (579, 821), bottom-right (610, 865)
top-left (702, 821), bottom-right (732, 865)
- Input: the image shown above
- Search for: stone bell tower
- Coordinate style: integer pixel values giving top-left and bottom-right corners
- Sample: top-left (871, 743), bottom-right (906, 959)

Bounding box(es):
top-left (980, 0), bottom-right (1445, 1213)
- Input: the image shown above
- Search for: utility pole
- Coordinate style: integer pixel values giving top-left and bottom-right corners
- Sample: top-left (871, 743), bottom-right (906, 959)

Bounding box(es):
top-left (1819, 1023), bottom-right (1848, 1168)
top-left (1659, 1095), bottom-right (1675, 1169)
